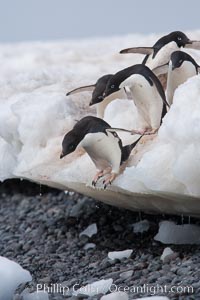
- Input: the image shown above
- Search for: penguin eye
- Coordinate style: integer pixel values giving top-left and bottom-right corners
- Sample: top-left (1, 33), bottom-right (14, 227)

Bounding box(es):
top-left (69, 144), bottom-right (75, 150)
top-left (98, 95), bottom-right (103, 100)
top-left (177, 37), bottom-right (182, 41)
top-left (111, 84), bottom-right (115, 89)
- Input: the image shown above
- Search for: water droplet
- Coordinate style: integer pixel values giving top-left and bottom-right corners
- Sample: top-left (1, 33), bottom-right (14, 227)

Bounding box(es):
top-left (181, 214), bottom-right (184, 225)
top-left (39, 184), bottom-right (42, 197)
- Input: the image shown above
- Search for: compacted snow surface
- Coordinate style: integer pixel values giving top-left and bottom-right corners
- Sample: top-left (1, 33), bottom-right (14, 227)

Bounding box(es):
top-left (0, 256), bottom-right (32, 300)
top-left (1, 31), bottom-right (200, 214)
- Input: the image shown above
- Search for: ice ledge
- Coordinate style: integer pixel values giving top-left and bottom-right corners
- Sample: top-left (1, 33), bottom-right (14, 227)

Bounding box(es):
top-left (1, 31), bottom-right (200, 215)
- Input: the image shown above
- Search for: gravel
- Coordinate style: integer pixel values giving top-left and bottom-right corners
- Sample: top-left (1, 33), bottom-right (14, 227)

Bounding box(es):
top-left (0, 179), bottom-right (200, 300)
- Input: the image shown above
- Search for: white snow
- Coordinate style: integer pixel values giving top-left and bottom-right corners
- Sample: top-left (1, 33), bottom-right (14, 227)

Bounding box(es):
top-left (73, 278), bottom-right (113, 297)
top-left (100, 291), bottom-right (128, 300)
top-left (0, 256), bottom-right (32, 300)
top-left (1, 32), bottom-right (200, 215)
top-left (132, 220), bottom-right (150, 233)
top-left (79, 223), bottom-right (97, 238)
top-left (108, 249), bottom-right (133, 260)
top-left (160, 247), bottom-right (176, 263)
top-left (154, 221), bottom-right (200, 244)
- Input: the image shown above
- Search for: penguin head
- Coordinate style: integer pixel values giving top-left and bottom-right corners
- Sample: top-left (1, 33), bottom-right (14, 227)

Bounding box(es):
top-left (103, 65), bottom-right (139, 98)
top-left (154, 31), bottom-right (193, 52)
top-left (103, 77), bottom-right (120, 98)
top-left (170, 31), bottom-right (200, 49)
top-left (60, 131), bottom-right (80, 158)
top-left (90, 93), bottom-right (104, 106)
top-left (170, 51), bottom-right (186, 70)
top-left (89, 74), bottom-right (113, 106)
top-left (171, 31), bottom-right (191, 48)
top-left (170, 50), bottom-right (198, 71)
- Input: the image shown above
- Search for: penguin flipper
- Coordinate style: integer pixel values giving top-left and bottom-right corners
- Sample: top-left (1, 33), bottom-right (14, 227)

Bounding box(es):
top-left (119, 47), bottom-right (153, 55)
top-left (106, 128), bottom-right (132, 134)
top-left (152, 63), bottom-right (169, 76)
top-left (66, 84), bottom-right (95, 96)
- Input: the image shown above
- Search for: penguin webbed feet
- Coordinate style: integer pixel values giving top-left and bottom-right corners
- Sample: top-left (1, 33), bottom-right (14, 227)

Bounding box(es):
top-left (131, 128), bottom-right (159, 136)
top-left (103, 173), bottom-right (117, 189)
top-left (91, 169), bottom-right (117, 189)
top-left (131, 128), bottom-right (151, 135)
top-left (92, 170), bottom-right (104, 187)
top-left (144, 128), bottom-right (159, 135)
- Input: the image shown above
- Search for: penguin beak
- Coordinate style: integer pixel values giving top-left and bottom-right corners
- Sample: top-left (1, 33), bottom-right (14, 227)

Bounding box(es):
top-left (60, 152), bottom-right (64, 159)
top-left (185, 40), bottom-right (200, 49)
top-left (171, 64), bottom-right (176, 71)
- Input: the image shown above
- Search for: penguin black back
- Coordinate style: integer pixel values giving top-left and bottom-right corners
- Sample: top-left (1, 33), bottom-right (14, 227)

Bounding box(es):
top-left (73, 116), bottom-right (111, 134)
top-left (104, 64), bottom-right (153, 97)
top-left (142, 31), bottom-right (191, 64)
top-left (61, 116), bottom-right (143, 165)
top-left (61, 116), bottom-right (112, 158)
top-left (104, 64), bottom-right (169, 108)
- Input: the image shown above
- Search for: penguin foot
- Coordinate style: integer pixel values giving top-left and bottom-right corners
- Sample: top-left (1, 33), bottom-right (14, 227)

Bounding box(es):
top-left (131, 128), bottom-right (151, 135)
top-left (145, 128), bottom-right (159, 135)
top-left (131, 129), bottom-right (145, 135)
top-left (92, 170), bottom-right (104, 186)
top-left (103, 173), bottom-right (117, 189)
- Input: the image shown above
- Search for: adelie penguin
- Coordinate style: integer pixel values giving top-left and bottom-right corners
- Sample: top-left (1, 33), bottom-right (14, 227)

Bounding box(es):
top-left (120, 31), bottom-right (200, 70)
top-left (103, 64), bottom-right (169, 135)
top-left (66, 74), bottom-right (128, 119)
top-left (153, 50), bottom-right (200, 105)
top-left (60, 116), bottom-right (143, 189)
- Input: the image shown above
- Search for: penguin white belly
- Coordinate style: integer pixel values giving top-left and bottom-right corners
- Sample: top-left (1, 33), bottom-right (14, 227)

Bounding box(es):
top-left (146, 42), bottom-right (178, 69)
top-left (120, 74), bottom-right (163, 130)
top-left (96, 89), bottom-right (127, 118)
top-left (79, 132), bottom-right (121, 173)
top-left (166, 61), bottom-right (197, 105)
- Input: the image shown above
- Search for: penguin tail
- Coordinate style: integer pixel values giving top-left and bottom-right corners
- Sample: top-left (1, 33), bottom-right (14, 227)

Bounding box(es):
top-left (121, 135), bottom-right (143, 163)
top-left (130, 134), bottom-right (144, 151)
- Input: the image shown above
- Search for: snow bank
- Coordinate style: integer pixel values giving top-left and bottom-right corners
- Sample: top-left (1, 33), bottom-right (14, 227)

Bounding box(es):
top-left (0, 256), bottom-right (32, 300)
top-left (1, 32), bottom-right (200, 215)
